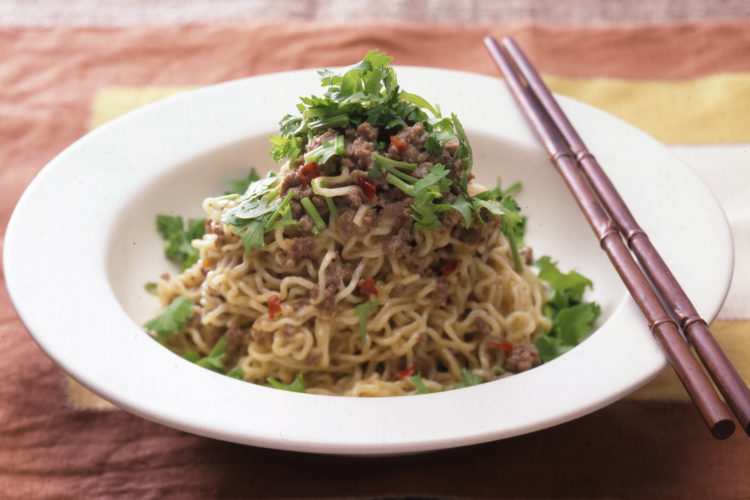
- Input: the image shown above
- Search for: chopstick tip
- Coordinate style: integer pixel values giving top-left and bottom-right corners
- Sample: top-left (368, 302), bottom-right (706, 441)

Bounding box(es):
top-left (712, 419), bottom-right (735, 440)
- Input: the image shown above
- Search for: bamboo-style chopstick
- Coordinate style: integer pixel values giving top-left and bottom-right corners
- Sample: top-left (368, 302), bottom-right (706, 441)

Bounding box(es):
top-left (494, 36), bottom-right (750, 437)
top-left (484, 36), bottom-right (737, 439)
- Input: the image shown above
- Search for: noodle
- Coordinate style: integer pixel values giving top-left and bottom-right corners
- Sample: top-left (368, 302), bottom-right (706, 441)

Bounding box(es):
top-left (145, 50), bottom-right (597, 397)
top-left (153, 191), bottom-right (551, 396)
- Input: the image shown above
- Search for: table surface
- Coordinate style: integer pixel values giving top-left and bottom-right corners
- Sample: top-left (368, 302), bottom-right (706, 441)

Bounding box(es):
top-left (1, 6), bottom-right (750, 499)
top-left (2, 0), bottom-right (750, 25)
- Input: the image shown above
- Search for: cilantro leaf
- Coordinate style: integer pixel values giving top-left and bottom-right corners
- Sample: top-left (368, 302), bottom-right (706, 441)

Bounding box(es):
top-left (185, 336), bottom-right (244, 379)
top-left (303, 135), bottom-right (346, 165)
top-left (452, 368), bottom-right (483, 389)
top-left (225, 169), bottom-right (260, 195)
top-left (195, 335), bottom-right (229, 371)
top-left (536, 256), bottom-right (592, 306)
top-left (270, 133), bottom-right (304, 163)
top-left (410, 164), bottom-right (452, 230)
top-left (533, 257), bottom-right (600, 363)
top-left (534, 333), bottom-right (574, 363)
top-left (221, 172), bottom-right (291, 251)
top-left (267, 373), bottom-right (306, 393)
top-left (469, 179), bottom-right (527, 269)
top-left (398, 91), bottom-right (441, 117)
top-left (144, 296), bottom-right (194, 343)
top-left (239, 219), bottom-right (267, 251)
top-left (451, 113), bottom-right (473, 190)
top-left (556, 302), bottom-right (601, 346)
top-left (156, 214), bottom-right (206, 270)
top-left (424, 128), bottom-right (456, 155)
top-left (410, 373), bottom-right (431, 394)
top-left (269, 50), bottom-right (444, 164)
top-left (354, 300), bottom-right (380, 345)
top-left (448, 194), bottom-right (473, 228)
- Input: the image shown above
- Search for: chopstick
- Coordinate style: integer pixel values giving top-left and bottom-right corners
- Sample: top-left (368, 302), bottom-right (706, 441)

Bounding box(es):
top-left (484, 36), bottom-right (741, 439)
top-left (493, 36), bottom-right (750, 437)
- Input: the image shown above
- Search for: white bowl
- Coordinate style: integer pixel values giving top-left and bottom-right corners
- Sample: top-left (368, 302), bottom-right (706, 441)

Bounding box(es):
top-left (4, 67), bottom-right (732, 455)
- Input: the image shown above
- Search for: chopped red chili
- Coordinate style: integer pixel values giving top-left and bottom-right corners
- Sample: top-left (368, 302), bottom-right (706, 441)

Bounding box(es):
top-left (359, 277), bottom-right (378, 296)
top-left (490, 339), bottom-right (514, 356)
top-left (390, 135), bottom-right (408, 153)
top-left (398, 365), bottom-right (416, 379)
top-left (268, 294), bottom-right (281, 320)
top-left (440, 260), bottom-right (459, 276)
top-left (298, 162), bottom-right (320, 185)
top-left (358, 177), bottom-right (376, 202)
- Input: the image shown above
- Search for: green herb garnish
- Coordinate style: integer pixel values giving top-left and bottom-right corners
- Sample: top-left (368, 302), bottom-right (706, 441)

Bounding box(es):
top-left (185, 336), bottom-right (243, 380)
top-left (268, 50), bottom-right (465, 173)
top-left (534, 257), bottom-right (601, 362)
top-left (300, 197), bottom-right (326, 233)
top-left (156, 214), bottom-right (205, 269)
top-left (354, 300), bottom-right (380, 345)
top-left (410, 373), bottom-right (431, 394)
top-left (303, 135), bottom-right (346, 165)
top-left (144, 296), bottom-right (194, 343)
top-left (225, 169), bottom-right (260, 195)
top-left (221, 172), bottom-right (290, 251)
top-left (371, 152), bottom-right (418, 173)
top-left (471, 179), bottom-right (526, 269)
top-left (267, 373), bottom-right (306, 393)
top-left (452, 368), bottom-right (483, 389)
top-left (194, 335), bottom-right (229, 371)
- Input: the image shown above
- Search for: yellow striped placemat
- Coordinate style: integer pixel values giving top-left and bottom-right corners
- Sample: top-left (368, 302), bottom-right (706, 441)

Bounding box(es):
top-left (68, 77), bottom-right (750, 408)
top-left (89, 74), bottom-right (750, 142)
top-left (546, 73), bottom-right (750, 143)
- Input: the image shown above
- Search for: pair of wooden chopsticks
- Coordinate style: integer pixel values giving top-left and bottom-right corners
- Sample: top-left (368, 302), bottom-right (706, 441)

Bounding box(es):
top-left (484, 36), bottom-right (750, 439)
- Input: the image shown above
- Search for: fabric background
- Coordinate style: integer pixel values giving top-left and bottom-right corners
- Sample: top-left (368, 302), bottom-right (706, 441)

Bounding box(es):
top-left (1, 20), bottom-right (749, 499)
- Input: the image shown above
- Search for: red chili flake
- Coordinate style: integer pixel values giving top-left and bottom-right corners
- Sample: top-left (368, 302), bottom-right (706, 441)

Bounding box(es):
top-left (398, 365), bottom-right (416, 379)
top-left (440, 260), bottom-right (459, 276)
top-left (359, 277), bottom-right (378, 296)
top-left (490, 339), bottom-right (514, 356)
top-left (298, 162), bottom-right (320, 186)
top-left (268, 294), bottom-right (281, 320)
top-left (390, 135), bottom-right (408, 153)
top-left (358, 177), bottom-right (376, 202)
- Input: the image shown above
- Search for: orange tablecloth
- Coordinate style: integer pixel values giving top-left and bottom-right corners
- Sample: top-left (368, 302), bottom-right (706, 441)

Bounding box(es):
top-left (2, 21), bottom-right (750, 498)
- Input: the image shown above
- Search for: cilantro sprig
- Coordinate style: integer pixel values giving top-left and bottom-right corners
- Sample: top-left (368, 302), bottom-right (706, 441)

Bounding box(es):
top-left (410, 373), bottom-right (431, 394)
top-left (221, 172), bottom-right (298, 251)
top-left (452, 368), bottom-right (483, 389)
top-left (267, 373), bottom-right (306, 393)
top-left (144, 296), bottom-right (194, 343)
top-left (156, 214), bottom-right (205, 270)
top-left (534, 257), bottom-right (601, 362)
top-left (184, 335), bottom-right (244, 379)
top-left (354, 300), bottom-right (380, 344)
top-left (379, 163), bottom-right (520, 235)
top-left (303, 135), bottom-right (346, 165)
top-left (472, 179), bottom-right (526, 270)
top-left (190, 335), bottom-right (229, 371)
top-left (225, 169), bottom-right (260, 195)
top-left (268, 50), bottom-right (469, 179)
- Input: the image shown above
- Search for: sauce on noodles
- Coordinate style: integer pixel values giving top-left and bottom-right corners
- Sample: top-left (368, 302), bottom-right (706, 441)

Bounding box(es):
top-left (144, 51), bottom-right (600, 396)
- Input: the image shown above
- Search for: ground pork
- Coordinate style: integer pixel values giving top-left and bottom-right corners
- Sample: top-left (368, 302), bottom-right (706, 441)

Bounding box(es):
top-left (504, 343), bottom-right (541, 373)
